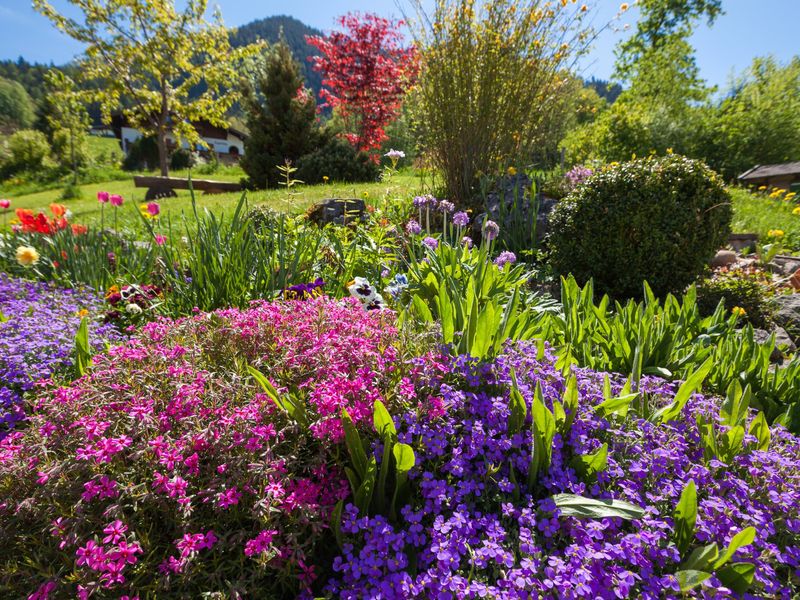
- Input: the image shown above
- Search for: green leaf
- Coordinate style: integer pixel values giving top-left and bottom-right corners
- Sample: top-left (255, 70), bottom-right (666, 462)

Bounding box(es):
top-left (560, 374), bottom-right (579, 434)
top-left (373, 400), bottom-right (397, 439)
top-left (74, 316), bottom-right (91, 376)
top-left (596, 392), bottom-right (638, 419)
top-left (341, 408), bottom-right (368, 480)
top-left (528, 382), bottom-right (555, 489)
top-left (411, 295), bottom-right (433, 322)
top-left (674, 480), bottom-right (697, 556)
top-left (681, 543), bottom-right (719, 572)
top-left (570, 443), bottom-right (608, 481)
top-left (653, 358), bottom-right (714, 424)
top-left (675, 569), bottom-right (712, 592)
top-left (713, 527), bottom-right (756, 570)
top-left (748, 412), bottom-right (770, 451)
top-left (437, 284), bottom-right (454, 343)
top-left (393, 443), bottom-right (416, 473)
top-left (716, 562), bottom-right (755, 594)
top-left (507, 368), bottom-right (527, 436)
top-left (248, 365), bottom-right (308, 427)
top-left (551, 493), bottom-right (645, 520)
top-left (354, 456), bottom-right (377, 515)
top-left (331, 499), bottom-right (345, 550)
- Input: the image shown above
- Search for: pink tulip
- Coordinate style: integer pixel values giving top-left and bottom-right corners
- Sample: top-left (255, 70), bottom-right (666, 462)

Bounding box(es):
top-left (97, 191), bottom-right (110, 203)
top-left (146, 202), bottom-right (160, 216)
top-left (0, 199), bottom-right (10, 209)
top-left (154, 234), bottom-right (166, 246)
top-left (110, 194), bottom-right (124, 207)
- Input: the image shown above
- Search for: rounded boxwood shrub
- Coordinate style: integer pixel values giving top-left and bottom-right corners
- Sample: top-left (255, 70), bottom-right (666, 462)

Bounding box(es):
top-left (548, 155), bottom-right (732, 299)
top-left (295, 137), bottom-right (379, 185)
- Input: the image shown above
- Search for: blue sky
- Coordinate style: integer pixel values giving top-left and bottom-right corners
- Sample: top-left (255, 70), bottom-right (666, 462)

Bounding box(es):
top-left (1, 0), bottom-right (798, 90)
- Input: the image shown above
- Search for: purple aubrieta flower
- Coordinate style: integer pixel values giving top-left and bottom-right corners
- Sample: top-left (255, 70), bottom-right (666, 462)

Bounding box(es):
top-left (422, 237), bottom-right (439, 250)
top-left (452, 212), bottom-right (469, 228)
top-left (438, 200), bottom-right (455, 214)
top-left (482, 220), bottom-right (500, 241)
top-left (406, 220), bottom-right (422, 236)
top-left (493, 251), bottom-right (516, 268)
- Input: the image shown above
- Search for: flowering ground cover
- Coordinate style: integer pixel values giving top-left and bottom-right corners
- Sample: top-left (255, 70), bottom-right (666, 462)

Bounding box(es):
top-left (0, 274), bottom-right (120, 436)
top-left (0, 296), bottom-right (440, 598)
top-left (330, 343), bottom-right (800, 598)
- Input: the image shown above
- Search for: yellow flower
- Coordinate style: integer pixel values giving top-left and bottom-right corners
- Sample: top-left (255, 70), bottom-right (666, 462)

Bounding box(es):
top-left (768, 229), bottom-right (785, 238)
top-left (323, 175), bottom-right (329, 183)
top-left (507, 166), bottom-right (518, 176)
top-left (758, 185), bottom-right (767, 191)
top-left (362, 191), bottom-right (369, 198)
top-left (731, 306), bottom-right (747, 318)
top-left (793, 207), bottom-right (800, 216)
top-left (666, 148), bottom-right (673, 155)
top-left (77, 309), bottom-right (89, 318)
top-left (580, 4), bottom-right (587, 11)
top-left (16, 245), bottom-right (40, 266)
top-left (620, 3), bottom-right (629, 11)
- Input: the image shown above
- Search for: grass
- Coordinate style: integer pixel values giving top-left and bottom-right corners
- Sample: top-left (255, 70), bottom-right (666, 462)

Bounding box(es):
top-left (1, 168), bottom-right (422, 228)
top-left (730, 186), bottom-right (800, 253)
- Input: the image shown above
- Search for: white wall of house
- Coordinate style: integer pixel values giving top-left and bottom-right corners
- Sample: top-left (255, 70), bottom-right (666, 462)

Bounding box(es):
top-left (119, 126), bottom-right (244, 156)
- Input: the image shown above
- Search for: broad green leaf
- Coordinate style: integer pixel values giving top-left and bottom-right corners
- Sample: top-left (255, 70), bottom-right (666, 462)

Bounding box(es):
top-left (675, 569), bottom-right (712, 592)
top-left (528, 382), bottom-right (555, 489)
top-left (748, 412), bottom-right (770, 451)
top-left (653, 358), bottom-right (714, 424)
top-left (716, 562), bottom-right (755, 594)
top-left (411, 295), bottom-right (433, 322)
top-left (507, 368), bottom-right (527, 436)
top-left (560, 375), bottom-right (579, 434)
top-left (713, 527), bottom-right (756, 570)
top-left (570, 443), bottom-right (608, 481)
top-left (74, 317), bottom-right (91, 376)
top-left (373, 400), bottom-right (397, 439)
top-left (719, 426), bottom-right (745, 463)
top-left (551, 493), bottom-right (645, 520)
top-left (392, 443), bottom-right (416, 473)
top-left (331, 499), bottom-right (344, 550)
top-left (341, 408), bottom-right (367, 480)
top-left (674, 480), bottom-right (697, 556)
top-left (354, 456), bottom-right (377, 514)
top-left (681, 543), bottom-right (719, 572)
top-left (596, 393), bottom-right (638, 419)
top-left (249, 365), bottom-right (308, 427)
top-left (437, 284), bottom-right (454, 343)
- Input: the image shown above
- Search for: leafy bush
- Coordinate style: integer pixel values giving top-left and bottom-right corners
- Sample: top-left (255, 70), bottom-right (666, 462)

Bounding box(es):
top-left (696, 268), bottom-right (774, 329)
top-left (0, 297), bottom-right (433, 597)
top-left (169, 148), bottom-right (195, 171)
top-left (121, 136), bottom-right (159, 171)
top-left (548, 155), bottom-right (732, 299)
top-left (295, 136), bottom-right (379, 185)
top-left (1, 129), bottom-right (50, 174)
top-left (332, 342), bottom-right (799, 598)
top-left (0, 77), bottom-right (35, 131)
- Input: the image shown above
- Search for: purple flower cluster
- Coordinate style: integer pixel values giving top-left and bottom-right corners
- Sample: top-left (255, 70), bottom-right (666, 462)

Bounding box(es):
top-left (565, 165), bottom-right (594, 189)
top-left (0, 274), bottom-right (122, 435)
top-left (328, 342), bottom-right (800, 598)
top-left (494, 251), bottom-right (517, 268)
top-left (412, 195), bottom-right (438, 210)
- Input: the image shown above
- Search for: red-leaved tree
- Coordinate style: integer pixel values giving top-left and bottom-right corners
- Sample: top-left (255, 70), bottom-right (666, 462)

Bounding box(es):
top-left (307, 13), bottom-right (418, 155)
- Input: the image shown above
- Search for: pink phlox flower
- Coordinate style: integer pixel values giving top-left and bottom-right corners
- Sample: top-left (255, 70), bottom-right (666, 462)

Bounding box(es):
top-left (102, 520), bottom-right (128, 545)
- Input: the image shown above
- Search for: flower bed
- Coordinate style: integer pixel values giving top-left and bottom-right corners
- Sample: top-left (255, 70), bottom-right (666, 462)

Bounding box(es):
top-left (330, 343), bottom-right (800, 598)
top-left (0, 296), bottom-right (436, 598)
top-left (0, 274), bottom-right (121, 436)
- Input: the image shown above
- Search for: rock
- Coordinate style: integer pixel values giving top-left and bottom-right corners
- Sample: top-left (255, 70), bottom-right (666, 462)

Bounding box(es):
top-left (753, 327), bottom-right (797, 363)
top-left (710, 250), bottom-right (737, 268)
top-left (727, 233), bottom-right (758, 253)
top-left (306, 198), bottom-right (366, 226)
top-left (773, 294), bottom-right (800, 344)
top-left (474, 174), bottom-right (558, 245)
top-left (773, 255), bottom-right (800, 276)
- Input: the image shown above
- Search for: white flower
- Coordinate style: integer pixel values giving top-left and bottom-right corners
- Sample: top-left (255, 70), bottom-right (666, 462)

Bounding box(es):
top-left (348, 277), bottom-right (377, 303)
top-left (125, 303), bottom-right (143, 315)
top-left (384, 149), bottom-right (406, 161)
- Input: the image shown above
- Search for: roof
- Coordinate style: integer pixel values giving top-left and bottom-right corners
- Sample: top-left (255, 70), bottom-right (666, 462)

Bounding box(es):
top-left (738, 162), bottom-right (800, 181)
top-left (110, 114), bottom-right (248, 142)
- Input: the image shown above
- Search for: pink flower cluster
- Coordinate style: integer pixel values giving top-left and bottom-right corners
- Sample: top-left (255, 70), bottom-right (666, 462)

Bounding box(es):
top-left (1, 296), bottom-right (440, 597)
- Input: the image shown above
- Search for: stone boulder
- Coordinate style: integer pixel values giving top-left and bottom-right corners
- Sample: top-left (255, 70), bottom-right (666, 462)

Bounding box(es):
top-left (710, 250), bottom-right (737, 269)
top-left (753, 327), bottom-right (797, 363)
top-left (773, 294), bottom-right (800, 344)
top-left (307, 198), bottom-right (366, 226)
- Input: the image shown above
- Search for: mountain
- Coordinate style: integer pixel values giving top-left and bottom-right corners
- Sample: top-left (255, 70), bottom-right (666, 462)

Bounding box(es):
top-left (230, 15), bottom-right (325, 101)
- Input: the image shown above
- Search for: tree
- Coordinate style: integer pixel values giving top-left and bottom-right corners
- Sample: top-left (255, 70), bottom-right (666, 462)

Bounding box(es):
top-left (307, 13), bottom-right (417, 154)
top-left (44, 71), bottom-right (90, 184)
top-left (33, 0), bottom-right (261, 176)
top-left (408, 0), bottom-right (597, 208)
top-left (241, 39), bottom-right (319, 189)
top-left (0, 77), bottom-right (35, 132)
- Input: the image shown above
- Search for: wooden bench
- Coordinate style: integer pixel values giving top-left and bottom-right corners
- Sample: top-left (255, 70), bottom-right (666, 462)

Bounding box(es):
top-left (133, 176), bottom-right (242, 201)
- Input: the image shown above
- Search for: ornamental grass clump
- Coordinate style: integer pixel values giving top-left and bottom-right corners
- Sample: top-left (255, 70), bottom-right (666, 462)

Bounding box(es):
top-left (330, 342), bottom-right (800, 598)
top-left (0, 274), bottom-right (121, 436)
top-left (0, 297), bottom-right (439, 598)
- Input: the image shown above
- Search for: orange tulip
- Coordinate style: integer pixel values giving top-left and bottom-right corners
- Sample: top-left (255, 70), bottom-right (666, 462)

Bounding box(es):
top-left (50, 203), bottom-right (67, 218)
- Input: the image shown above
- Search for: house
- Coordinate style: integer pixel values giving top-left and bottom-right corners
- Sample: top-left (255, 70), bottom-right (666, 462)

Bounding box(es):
top-left (738, 162), bottom-right (800, 192)
top-left (110, 115), bottom-right (247, 164)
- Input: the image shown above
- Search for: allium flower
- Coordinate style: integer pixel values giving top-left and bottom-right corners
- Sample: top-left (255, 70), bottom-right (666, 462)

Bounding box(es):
top-left (406, 220), bottom-right (422, 235)
top-left (482, 220), bottom-right (499, 241)
top-left (493, 251), bottom-right (517, 268)
top-left (0, 199), bottom-right (11, 209)
top-left (452, 211), bottom-right (469, 228)
top-left (422, 236), bottom-right (439, 250)
top-left (564, 165), bottom-right (594, 189)
top-left (15, 245), bottom-right (40, 266)
top-left (412, 195), bottom-right (436, 209)
top-left (97, 191), bottom-right (110, 204)
top-left (438, 200), bottom-right (455, 214)
top-left (110, 194), bottom-right (124, 207)
top-left (462, 236), bottom-right (473, 249)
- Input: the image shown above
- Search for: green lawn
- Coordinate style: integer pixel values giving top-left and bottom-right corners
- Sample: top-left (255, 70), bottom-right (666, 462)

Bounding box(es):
top-left (730, 186), bottom-right (800, 252)
top-left (2, 169), bottom-right (421, 227)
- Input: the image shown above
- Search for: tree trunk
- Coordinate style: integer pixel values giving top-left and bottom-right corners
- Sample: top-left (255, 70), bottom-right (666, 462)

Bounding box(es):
top-left (156, 123), bottom-right (169, 177)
